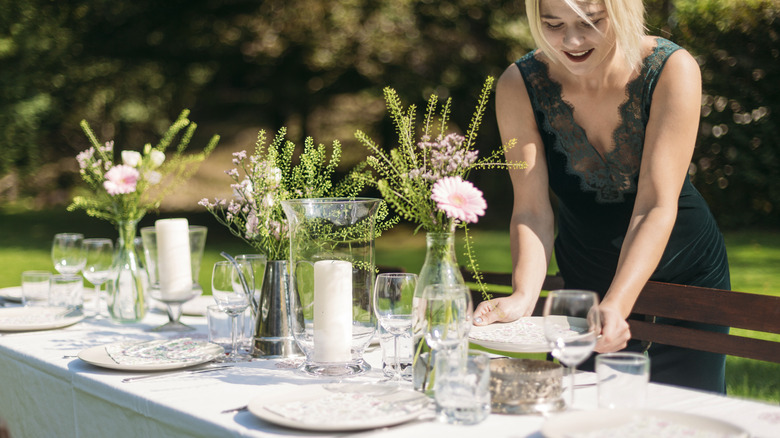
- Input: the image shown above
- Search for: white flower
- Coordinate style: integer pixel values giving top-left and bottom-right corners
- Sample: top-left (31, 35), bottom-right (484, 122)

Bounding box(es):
top-left (121, 150), bottom-right (142, 167)
top-left (234, 178), bottom-right (254, 202)
top-left (270, 167), bottom-right (282, 183)
top-left (145, 170), bottom-right (162, 185)
top-left (245, 211), bottom-right (260, 238)
top-left (149, 150), bottom-right (166, 168)
top-left (262, 193), bottom-right (274, 208)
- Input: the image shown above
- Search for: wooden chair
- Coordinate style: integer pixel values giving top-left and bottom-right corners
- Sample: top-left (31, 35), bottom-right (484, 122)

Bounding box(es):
top-left (460, 268), bottom-right (780, 363)
top-left (628, 281), bottom-right (780, 363)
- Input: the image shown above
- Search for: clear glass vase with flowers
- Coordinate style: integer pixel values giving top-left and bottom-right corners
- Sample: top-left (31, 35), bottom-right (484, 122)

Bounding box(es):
top-left (68, 110), bottom-right (219, 322)
top-left (355, 76), bottom-right (526, 392)
top-left (200, 128), bottom-right (394, 358)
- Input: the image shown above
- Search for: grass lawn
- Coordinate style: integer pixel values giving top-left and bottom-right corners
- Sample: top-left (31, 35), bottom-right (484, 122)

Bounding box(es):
top-left (1, 206), bottom-right (778, 403)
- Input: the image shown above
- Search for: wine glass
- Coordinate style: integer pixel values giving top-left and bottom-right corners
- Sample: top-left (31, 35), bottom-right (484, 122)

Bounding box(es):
top-left (81, 238), bottom-right (114, 317)
top-left (52, 233), bottom-right (86, 275)
top-left (373, 273), bottom-right (417, 383)
top-left (211, 261), bottom-right (254, 362)
top-left (543, 289), bottom-right (601, 409)
top-left (421, 284), bottom-right (473, 352)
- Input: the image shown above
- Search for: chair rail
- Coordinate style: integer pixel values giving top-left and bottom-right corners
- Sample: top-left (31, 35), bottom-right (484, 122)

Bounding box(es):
top-left (459, 268), bottom-right (780, 363)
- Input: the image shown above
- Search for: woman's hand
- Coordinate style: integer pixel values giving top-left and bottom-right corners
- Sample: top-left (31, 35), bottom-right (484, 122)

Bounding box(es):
top-left (473, 294), bottom-right (535, 326)
top-left (595, 304), bottom-right (631, 352)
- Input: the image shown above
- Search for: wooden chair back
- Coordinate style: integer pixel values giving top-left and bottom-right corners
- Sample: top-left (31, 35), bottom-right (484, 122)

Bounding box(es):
top-left (629, 281), bottom-right (780, 363)
top-left (461, 268), bottom-right (780, 363)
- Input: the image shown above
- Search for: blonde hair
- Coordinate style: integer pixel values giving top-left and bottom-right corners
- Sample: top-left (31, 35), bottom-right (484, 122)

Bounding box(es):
top-left (525, 0), bottom-right (646, 71)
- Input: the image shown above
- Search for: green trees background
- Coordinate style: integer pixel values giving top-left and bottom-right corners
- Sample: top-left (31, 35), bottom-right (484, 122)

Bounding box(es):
top-left (1, 0), bottom-right (778, 228)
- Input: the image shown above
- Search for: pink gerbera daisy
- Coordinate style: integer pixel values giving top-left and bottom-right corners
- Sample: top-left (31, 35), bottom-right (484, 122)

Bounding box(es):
top-left (431, 176), bottom-right (487, 223)
top-left (103, 164), bottom-right (139, 196)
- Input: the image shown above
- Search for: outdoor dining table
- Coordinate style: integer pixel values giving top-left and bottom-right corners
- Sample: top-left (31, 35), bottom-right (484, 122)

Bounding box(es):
top-left (0, 308), bottom-right (778, 438)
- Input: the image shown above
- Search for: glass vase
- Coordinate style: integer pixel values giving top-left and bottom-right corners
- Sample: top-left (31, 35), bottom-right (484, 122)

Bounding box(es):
top-left (281, 198), bottom-right (380, 376)
top-left (106, 219), bottom-right (147, 323)
top-left (412, 231), bottom-right (466, 392)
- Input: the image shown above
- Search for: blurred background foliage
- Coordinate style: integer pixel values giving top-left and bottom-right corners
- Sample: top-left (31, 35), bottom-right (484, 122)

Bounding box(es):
top-left (0, 0), bottom-right (777, 229)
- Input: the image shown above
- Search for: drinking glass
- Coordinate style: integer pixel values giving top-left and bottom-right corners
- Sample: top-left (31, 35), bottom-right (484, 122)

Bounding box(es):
top-left (211, 261), bottom-right (253, 362)
top-left (52, 233), bottom-right (86, 275)
top-left (373, 273), bottom-right (417, 383)
top-left (421, 284), bottom-right (473, 351)
top-left (543, 289), bottom-right (601, 408)
top-left (234, 254), bottom-right (268, 310)
top-left (82, 238), bottom-right (114, 317)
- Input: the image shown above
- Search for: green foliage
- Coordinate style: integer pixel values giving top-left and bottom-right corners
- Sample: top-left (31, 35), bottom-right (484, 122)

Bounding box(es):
top-left (671, 0), bottom-right (780, 227)
top-left (355, 76), bottom-right (523, 233)
top-left (201, 128), bottom-right (395, 261)
top-left (2, 0), bottom-right (778, 229)
top-left (67, 109), bottom-right (219, 226)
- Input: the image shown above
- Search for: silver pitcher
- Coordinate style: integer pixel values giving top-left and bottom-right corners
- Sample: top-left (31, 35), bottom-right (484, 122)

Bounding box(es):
top-left (252, 260), bottom-right (302, 358)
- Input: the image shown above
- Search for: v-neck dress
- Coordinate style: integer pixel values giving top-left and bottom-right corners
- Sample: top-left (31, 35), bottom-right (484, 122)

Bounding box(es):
top-left (515, 38), bottom-right (730, 393)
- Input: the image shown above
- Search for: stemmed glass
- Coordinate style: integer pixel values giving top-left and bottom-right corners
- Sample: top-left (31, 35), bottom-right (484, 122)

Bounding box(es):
top-left (81, 238), bottom-right (114, 317)
top-left (421, 284), bottom-right (474, 352)
top-left (52, 233), bottom-right (86, 275)
top-left (373, 273), bottom-right (417, 383)
top-left (543, 289), bottom-right (601, 409)
top-left (211, 261), bottom-right (254, 362)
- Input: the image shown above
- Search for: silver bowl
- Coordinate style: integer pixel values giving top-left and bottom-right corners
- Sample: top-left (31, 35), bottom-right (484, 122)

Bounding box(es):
top-left (489, 358), bottom-right (565, 415)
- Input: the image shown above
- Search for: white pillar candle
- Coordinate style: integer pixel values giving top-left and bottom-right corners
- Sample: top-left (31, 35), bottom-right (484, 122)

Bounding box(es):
top-left (312, 260), bottom-right (353, 362)
top-left (155, 218), bottom-right (192, 300)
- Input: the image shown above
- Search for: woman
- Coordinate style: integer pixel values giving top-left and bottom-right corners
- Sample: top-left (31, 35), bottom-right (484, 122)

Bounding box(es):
top-left (473, 0), bottom-right (730, 393)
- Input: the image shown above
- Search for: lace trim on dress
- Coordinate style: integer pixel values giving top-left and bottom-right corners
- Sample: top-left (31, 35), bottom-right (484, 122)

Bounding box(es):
top-left (518, 38), bottom-right (680, 203)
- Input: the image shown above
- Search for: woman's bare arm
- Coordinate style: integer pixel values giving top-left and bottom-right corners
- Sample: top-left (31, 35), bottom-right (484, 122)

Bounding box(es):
top-left (474, 63), bottom-right (555, 325)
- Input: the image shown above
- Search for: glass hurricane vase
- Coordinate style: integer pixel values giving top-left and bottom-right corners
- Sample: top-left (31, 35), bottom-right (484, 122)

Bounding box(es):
top-left (281, 197), bottom-right (380, 377)
top-left (106, 219), bottom-right (147, 323)
top-left (412, 231), bottom-right (467, 392)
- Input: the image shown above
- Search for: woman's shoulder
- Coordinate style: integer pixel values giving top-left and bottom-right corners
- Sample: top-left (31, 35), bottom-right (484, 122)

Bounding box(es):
top-left (641, 36), bottom-right (698, 78)
top-left (641, 37), bottom-right (694, 66)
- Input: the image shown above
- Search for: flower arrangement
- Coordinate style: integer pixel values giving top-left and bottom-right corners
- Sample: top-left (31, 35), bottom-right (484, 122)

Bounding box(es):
top-left (354, 76), bottom-right (522, 234)
top-left (355, 76), bottom-right (525, 296)
top-left (199, 128), bottom-right (394, 261)
top-left (68, 109), bottom-right (220, 226)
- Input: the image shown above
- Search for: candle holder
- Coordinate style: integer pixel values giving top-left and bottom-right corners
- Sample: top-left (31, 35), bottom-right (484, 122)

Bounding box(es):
top-left (281, 198), bottom-right (380, 377)
top-left (140, 225), bottom-right (208, 331)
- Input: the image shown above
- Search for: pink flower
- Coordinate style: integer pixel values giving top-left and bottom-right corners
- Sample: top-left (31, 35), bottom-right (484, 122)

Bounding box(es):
top-left (103, 165), bottom-right (139, 196)
top-left (431, 176), bottom-right (486, 223)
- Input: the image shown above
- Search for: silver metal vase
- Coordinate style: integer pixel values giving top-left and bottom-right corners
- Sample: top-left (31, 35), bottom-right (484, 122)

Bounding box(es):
top-left (252, 260), bottom-right (302, 358)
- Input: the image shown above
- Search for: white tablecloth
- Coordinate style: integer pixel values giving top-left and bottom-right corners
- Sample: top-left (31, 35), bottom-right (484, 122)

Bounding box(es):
top-left (1, 310), bottom-right (778, 438)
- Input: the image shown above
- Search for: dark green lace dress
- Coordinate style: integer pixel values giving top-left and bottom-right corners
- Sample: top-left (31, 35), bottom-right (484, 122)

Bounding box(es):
top-left (515, 38), bottom-right (730, 393)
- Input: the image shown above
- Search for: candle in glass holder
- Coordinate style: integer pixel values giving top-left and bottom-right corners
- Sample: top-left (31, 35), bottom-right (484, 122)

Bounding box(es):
top-left (313, 260), bottom-right (353, 362)
top-left (155, 218), bottom-right (192, 300)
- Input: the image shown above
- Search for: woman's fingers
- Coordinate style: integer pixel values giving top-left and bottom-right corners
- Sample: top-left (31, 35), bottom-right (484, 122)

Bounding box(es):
top-left (473, 299), bottom-right (508, 326)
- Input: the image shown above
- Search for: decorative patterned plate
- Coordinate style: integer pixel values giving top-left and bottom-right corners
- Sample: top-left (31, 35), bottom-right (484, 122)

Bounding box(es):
top-left (542, 409), bottom-right (749, 438)
top-left (469, 316), bottom-right (582, 353)
top-left (247, 383), bottom-right (431, 431)
top-left (0, 306), bottom-right (84, 331)
top-left (78, 338), bottom-right (224, 371)
top-left (0, 286), bottom-right (23, 303)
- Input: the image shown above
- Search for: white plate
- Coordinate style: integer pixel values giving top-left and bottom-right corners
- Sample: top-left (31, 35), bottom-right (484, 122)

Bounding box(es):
top-left (0, 306), bottom-right (85, 332)
top-left (0, 286), bottom-right (23, 303)
top-left (541, 409), bottom-right (749, 438)
top-left (181, 295), bottom-right (213, 316)
top-left (470, 316), bottom-right (588, 353)
top-left (247, 384), bottom-right (430, 432)
top-left (78, 340), bottom-right (224, 371)
top-left (150, 293), bottom-right (212, 316)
